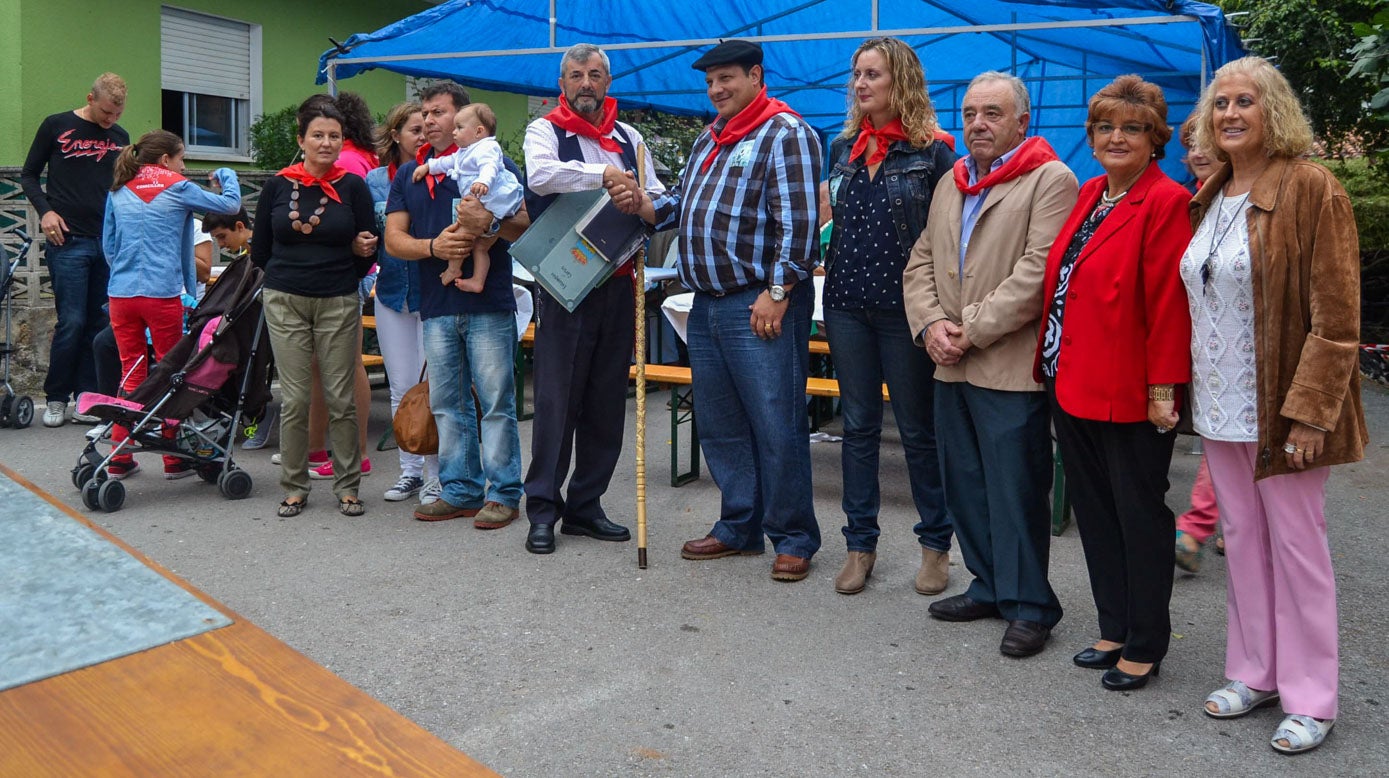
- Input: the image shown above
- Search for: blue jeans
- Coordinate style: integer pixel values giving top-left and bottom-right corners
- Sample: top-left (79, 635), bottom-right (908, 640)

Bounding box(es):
top-left (422, 312), bottom-right (522, 509)
top-left (44, 236), bottom-right (109, 402)
top-left (687, 284), bottom-right (820, 559)
top-left (824, 307), bottom-right (950, 553)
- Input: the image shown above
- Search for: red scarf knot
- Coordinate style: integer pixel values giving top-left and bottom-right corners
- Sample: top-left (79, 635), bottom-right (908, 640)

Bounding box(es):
top-left (414, 143), bottom-right (459, 199)
top-left (278, 162), bottom-right (348, 203)
top-left (545, 95), bottom-right (623, 154)
top-left (849, 117), bottom-right (911, 167)
top-left (700, 87), bottom-right (801, 173)
top-left (952, 136), bottom-right (1060, 196)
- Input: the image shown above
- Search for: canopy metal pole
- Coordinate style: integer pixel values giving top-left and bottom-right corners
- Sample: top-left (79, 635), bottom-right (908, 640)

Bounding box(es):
top-left (326, 61), bottom-right (338, 96)
top-left (549, 0), bottom-right (556, 49)
top-left (872, 0), bottom-right (878, 31)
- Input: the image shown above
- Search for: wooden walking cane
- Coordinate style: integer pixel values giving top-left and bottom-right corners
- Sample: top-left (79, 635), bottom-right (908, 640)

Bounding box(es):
top-left (633, 144), bottom-right (649, 569)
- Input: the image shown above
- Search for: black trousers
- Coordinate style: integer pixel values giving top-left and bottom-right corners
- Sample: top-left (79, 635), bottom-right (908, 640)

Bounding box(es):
top-left (523, 277), bottom-right (635, 526)
top-left (1050, 393), bottom-right (1177, 663)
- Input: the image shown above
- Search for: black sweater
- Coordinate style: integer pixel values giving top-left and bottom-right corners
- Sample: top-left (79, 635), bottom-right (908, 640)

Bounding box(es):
top-left (251, 173), bottom-right (377, 298)
top-left (20, 111), bottom-right (129, 238)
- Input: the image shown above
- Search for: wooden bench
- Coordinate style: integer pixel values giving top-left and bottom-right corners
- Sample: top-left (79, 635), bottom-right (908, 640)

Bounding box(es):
top-left (360, 316), bottom-right (384, 369)
top-left (627, 364), bottom-right (890, 487)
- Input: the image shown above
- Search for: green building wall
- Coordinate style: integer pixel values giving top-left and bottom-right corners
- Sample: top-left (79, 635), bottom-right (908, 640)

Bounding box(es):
top-left (3, 0), bottom-right (528, 169)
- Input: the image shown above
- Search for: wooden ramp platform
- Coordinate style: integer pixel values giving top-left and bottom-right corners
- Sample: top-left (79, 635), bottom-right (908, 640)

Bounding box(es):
top-left (0, 464), bottom-right (496, 778)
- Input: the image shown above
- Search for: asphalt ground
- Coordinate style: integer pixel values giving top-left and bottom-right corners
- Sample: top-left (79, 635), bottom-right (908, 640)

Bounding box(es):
top-left (1, 380), bottom-right (1385, 777)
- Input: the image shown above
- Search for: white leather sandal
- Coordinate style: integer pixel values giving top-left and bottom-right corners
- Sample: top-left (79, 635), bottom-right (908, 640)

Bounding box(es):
top-left (1271, 714), bottom-right (1333, 754)
top-left (1204, 680), bottom-right (1280, 719)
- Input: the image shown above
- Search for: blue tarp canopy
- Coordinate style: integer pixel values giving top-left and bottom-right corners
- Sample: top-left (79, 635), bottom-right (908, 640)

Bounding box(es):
top-left (318, 0), bottom-right (1244, 180)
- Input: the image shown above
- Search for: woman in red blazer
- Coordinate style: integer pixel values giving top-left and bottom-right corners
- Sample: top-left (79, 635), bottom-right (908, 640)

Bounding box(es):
top-left (1033, 75), bottom-right (1192, 691)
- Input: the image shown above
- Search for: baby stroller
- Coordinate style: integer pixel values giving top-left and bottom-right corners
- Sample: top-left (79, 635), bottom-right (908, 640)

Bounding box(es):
top-left (1, 229), bottom-right (36, 428)
top-left (71, 253), bottom-right (273, 512)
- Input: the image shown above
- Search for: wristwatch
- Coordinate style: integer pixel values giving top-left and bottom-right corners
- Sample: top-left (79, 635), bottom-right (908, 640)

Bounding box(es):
top-left (483, 218), bottom-right (501, 238)
top-left (768, 284), bottom-right (788, 302)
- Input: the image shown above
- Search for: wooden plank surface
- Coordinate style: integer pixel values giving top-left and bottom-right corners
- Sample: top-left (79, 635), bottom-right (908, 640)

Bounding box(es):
top-left (0, 464), bottom-right (497, 778)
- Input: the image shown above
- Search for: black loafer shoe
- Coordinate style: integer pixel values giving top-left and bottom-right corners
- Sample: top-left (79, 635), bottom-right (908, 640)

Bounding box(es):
top-left (928, 593), bottom-right (1001, 622)
top-left (1000, 620), bottom-right (1051, 657)
top-left (525, 523), bottom-right (556, 554)
top-left (1102, 661), bottom-right (1161, 691)
top-left (560, 515), bottom-right (631, 542)
top-left (1074, 646), bottom-right (1124, 669)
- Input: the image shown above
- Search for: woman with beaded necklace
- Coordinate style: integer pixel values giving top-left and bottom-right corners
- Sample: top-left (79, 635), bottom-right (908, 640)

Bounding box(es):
top-left (252, 96), bottom-right (378, 518)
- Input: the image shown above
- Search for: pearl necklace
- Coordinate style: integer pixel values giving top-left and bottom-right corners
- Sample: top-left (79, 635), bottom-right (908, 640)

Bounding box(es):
top-left (1099, 189), bottom-right (1127, 207)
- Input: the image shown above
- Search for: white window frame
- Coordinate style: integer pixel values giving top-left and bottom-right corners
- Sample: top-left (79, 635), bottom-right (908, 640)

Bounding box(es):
top-left (161, 5), bottom-right (262, 162)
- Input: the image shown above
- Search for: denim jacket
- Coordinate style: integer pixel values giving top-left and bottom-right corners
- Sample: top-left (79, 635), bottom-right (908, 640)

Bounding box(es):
top-left (366, 165), bottom-right (421, 314)
top-left (103, 168), bottom-right (240, 299)
top-left (824, 135), bottom-right (956, 269)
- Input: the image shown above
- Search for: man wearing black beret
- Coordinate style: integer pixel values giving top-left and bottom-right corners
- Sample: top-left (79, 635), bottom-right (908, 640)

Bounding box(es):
top-left (634, 39), bottom-right (823, 581)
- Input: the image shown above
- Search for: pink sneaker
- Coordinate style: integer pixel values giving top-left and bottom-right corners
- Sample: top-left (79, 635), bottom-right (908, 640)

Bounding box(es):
top-left (309, 457), bottom-right (371, 480)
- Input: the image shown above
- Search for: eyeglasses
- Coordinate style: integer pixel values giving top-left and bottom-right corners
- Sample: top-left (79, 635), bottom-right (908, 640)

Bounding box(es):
top-left (1093, 122), bottom-right (1150, 138)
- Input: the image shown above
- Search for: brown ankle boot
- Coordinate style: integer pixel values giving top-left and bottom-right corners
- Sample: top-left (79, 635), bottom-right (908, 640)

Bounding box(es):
top-left (834, 551), bottom-right (876, 594)
top-left (915, 547), bottom-right (950, 595)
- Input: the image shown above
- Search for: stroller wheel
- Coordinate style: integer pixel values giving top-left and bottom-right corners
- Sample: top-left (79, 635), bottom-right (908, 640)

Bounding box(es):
top-left (12, 397), bottom-right (33, 428)
top-left (81, 479), bottom-right (101, 511)
top-left (98, 479), bottom-right (126, 512)
top-left (219, 469), bottom-right (253, 500)
top-left (72, 463), bottom-right (97, 490)
top-left (0, 394), bottom-right (12, 428)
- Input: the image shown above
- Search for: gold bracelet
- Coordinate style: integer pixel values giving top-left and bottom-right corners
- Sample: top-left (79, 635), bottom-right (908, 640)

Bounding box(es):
top-left (1148, 385), bottom-right (1175, 402)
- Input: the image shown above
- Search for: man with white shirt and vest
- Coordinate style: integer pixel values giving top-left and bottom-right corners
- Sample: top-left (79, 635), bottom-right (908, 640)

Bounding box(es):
top-left (520, 43), bottom-right (678, 555)
top-left (649, 40), bottom-right (823, 581)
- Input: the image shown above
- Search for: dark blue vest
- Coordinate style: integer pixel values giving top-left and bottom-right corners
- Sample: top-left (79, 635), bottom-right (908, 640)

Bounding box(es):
top-left (525, 120), bottom-right (639, 221)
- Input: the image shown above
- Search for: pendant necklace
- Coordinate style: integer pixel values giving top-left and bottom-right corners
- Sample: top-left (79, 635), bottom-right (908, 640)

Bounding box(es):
top-left (1199, 190), bottom-right (1252, 294)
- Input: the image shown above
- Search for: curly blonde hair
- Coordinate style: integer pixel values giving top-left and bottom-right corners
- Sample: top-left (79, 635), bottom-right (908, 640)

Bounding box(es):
top-left (838, 37), bottom-right (940, 147)
top-left (1191, 56), bottom-right (1313, 162)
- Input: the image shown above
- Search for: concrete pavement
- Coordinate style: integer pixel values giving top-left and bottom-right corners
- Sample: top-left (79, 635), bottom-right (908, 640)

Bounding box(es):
top-left (1, 383), bottom-right (1385, 776)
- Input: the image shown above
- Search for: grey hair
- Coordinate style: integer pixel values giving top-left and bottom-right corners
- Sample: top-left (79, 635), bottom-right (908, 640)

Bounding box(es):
top-left (560, 43), bottom-right (610, 76)
top-left (968, 71), bottom-right (1031, 116)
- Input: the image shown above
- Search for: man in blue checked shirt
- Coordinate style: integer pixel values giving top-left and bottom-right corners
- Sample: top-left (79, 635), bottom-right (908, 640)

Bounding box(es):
top-left (635, 39), bottom-right (823, 581)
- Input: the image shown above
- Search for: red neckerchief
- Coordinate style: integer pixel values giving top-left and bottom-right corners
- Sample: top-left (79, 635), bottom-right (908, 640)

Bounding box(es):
top-left (545, 95), bottom-right (622, 154)
top-left (934, 130), bottom-right (956, 152)
top-left (415, 143), bottom-right (459, 199)
top-left (701, 87), bottom-right (801, 172)
top-left (278, 162), bottom-right (347, 203)
top-left (387, 161), bottom-right (399, 181)
top-left (953, 136), bottom-right (1059, 196)
top-left (850, 117), bottom-right (911, 166)
top-left (124, 164), bottom-right (186, 203)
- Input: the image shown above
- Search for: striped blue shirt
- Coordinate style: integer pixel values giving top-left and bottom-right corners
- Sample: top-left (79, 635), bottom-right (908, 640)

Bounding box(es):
top-left (665, 113), bottom-right (822, 293)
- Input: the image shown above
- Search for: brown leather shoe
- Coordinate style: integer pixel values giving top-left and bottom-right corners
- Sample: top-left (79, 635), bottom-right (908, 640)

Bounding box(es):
top-left (413, 499), bottom-right (480, 522)
top-left (771, 554), bottom-right (811, 582)
top-left (915, 547), bottom-right (950, 595)
top-left (680, 535), bottom-right (762, 560)
top-left (473, 501), bottom-right (519, 529)
top-left (834, 551), bottom-right (876, 594)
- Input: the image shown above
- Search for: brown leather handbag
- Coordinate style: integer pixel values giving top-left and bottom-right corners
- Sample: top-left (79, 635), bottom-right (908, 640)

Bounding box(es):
top-left (392, 365), bottom-right (437, 455)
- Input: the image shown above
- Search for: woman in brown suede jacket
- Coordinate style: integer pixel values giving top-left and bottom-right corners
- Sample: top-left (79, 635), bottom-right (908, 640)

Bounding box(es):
top-left (1181, 56), bottom-right (1366, 756)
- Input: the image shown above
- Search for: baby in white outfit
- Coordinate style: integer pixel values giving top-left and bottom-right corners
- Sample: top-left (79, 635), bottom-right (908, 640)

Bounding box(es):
top-left (413, 103), bottom-right (523, 291)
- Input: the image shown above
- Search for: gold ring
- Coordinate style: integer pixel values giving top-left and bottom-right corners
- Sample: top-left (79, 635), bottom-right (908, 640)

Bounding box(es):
top-left (1296, 447), bottom-right (1306, 454)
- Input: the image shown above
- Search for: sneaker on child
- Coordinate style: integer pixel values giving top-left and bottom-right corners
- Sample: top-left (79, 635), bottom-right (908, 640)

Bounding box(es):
top-left (384, 475), bottom-right (424, 501)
